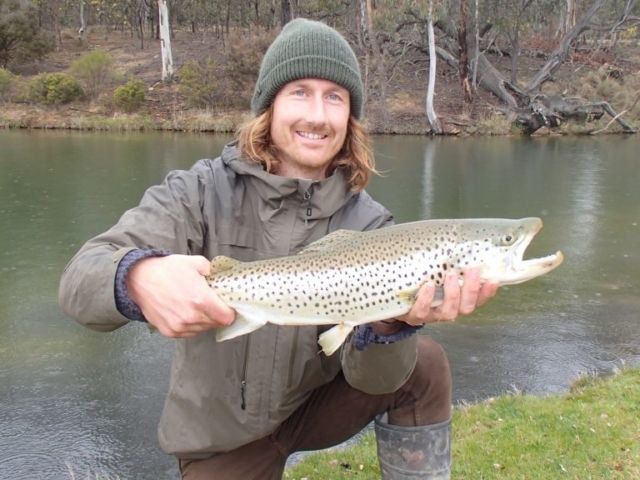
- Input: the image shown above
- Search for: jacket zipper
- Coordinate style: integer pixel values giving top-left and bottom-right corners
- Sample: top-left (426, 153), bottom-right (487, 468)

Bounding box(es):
top-left (303, 190), bottom-right (312, 224)
top-left (240, 336), bottom-right (250, 410)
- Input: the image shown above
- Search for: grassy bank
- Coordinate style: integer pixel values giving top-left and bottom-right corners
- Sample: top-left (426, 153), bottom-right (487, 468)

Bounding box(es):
top-left (0, 106), bottom-right (253, 133)
top-left (284, 367), bottom-right (640, 479)
top-left (2, 105), bottom-right (637, 136)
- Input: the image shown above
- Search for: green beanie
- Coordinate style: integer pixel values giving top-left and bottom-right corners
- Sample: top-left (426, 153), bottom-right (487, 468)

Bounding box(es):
top-left (251, 18), bottom-right (364, 120)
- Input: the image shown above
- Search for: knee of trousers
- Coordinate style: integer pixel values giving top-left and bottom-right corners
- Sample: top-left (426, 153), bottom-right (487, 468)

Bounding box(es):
top-left (405, 336), bottom-right (452, 408)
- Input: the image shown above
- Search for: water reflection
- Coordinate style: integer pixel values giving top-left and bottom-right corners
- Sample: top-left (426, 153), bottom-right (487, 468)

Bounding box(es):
top-left (369, 135), bottom-right (640, 402)
top-left (1, 131), bottom-right (639, 479)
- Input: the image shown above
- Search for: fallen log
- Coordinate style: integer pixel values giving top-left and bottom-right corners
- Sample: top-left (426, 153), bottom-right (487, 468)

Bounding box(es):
top-left (513, 95), bottom-right (636, 135)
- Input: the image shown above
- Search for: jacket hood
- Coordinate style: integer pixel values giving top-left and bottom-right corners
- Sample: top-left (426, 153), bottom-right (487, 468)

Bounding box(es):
top-left (220, 141), bottom-right (357, 221)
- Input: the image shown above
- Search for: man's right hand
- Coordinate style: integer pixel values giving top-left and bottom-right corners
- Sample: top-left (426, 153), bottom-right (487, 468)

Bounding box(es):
top-left (126, 254), bottom-right (235, 338)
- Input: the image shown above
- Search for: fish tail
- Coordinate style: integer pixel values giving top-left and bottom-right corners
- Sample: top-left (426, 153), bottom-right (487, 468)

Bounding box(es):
top-left (318, 323), bottom-right (353, 356)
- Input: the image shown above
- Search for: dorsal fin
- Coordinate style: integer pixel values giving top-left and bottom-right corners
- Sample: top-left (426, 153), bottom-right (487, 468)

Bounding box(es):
top-left (298, 229), bottom-right (361, 255)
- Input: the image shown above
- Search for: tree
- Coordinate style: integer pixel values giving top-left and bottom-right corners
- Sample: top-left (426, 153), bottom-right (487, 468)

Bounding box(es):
top-left (158, 0), bottom-right (174, 82)
top-left (458, 0), bottom-right (472, 102)
top-left (524, 0), bottom-right (640, 94)
top-left (281, 0), bottom-right (293, 26)
top-left (0, 0), bottom-right (53, 69)
top-left (362, 0), bottom-right (390, 128)
top-left (425, 0), bottom-right (442, 133)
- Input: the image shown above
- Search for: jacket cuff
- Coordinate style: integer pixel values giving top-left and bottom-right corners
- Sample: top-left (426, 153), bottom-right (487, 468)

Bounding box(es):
top-left (351, 323), bottom-right (423, 351)
top-left (114, 248), bottom-right (171, 322)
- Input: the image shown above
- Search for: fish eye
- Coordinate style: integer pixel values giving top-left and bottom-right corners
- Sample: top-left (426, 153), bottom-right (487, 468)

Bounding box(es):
top-left (501, 233), bottom-right (516, 245)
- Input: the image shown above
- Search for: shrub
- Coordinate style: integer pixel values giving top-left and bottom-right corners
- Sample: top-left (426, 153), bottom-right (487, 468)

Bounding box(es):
top-left (620, 26), bottom-right (638, 40)
top-left (178, 31), bottom-right (274, 110)
top-left (179, 58), bottom-right (223, 109)
top-left (113, 79), bottom-right (146, 112)
top-left (0, 0), bottom-right (54, 68)
top-left (28, 73), bottom-right (83, 105)
top-left (0, 68), bottom-right (14, 100)
top-left (70, 49), bottom-right (114, 98)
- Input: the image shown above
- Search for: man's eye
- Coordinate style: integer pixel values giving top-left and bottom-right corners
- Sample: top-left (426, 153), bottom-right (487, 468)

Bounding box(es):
top-left (294, 90), bottom-right (305, 97)
top-left (328, 93), bottom-right (341, 101)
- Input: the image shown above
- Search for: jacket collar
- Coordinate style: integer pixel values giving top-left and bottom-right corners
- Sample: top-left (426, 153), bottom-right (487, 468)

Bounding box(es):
top-left (220, 141), bottom-right (357, 220)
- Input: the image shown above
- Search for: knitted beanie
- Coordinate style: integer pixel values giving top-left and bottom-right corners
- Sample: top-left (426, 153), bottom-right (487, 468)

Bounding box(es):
top-left (251, 18), bottom-right (364, 119)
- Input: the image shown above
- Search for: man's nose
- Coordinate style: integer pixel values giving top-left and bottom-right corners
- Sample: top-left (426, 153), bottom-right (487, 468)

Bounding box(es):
top-left (305, 95), bottom-right (327, 125)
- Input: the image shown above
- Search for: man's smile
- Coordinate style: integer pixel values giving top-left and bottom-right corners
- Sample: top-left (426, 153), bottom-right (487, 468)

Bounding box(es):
top-left (297, 131), bottom-right (328, 140)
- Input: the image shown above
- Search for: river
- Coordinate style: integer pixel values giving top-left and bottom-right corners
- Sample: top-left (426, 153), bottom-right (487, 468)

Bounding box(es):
top-left (1, 130), bottom-right (638, 479)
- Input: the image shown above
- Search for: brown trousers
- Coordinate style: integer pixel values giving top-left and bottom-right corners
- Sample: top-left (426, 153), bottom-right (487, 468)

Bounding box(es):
top-left (178, 336), bottom-right (452, 480)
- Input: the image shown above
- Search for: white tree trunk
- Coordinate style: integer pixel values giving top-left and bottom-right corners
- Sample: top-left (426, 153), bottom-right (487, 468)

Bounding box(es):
top-left (79, 0), bottom-right (86, 38)
top-left (426, 11), bottom-right (442, 133)
top-left (158, 0), bottom-right (174, 82)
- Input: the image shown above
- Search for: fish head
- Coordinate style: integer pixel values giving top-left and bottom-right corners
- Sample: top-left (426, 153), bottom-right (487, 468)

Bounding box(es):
top-left (453, 217), bottom-right (563, 286)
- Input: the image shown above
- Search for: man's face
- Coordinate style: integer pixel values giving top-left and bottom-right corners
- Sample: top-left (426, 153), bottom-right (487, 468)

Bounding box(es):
top-left (270, 78), bottom-right (350, 180)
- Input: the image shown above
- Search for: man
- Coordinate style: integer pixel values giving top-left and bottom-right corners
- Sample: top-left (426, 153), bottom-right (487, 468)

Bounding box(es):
top-left (59, 18), bottom-right (497, 480)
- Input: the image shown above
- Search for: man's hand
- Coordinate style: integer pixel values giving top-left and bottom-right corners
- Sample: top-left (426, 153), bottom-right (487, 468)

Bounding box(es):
top-left (396, 268), bottom-right (499, 326)
top-left (126, 254), bottom-right (235, 338)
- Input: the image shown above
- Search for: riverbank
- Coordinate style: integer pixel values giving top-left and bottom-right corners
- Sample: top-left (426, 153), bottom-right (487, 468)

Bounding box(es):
top-left (284, 367), bottom-right (640, 479)
top-left (2, 27), bottom-right (639, 136)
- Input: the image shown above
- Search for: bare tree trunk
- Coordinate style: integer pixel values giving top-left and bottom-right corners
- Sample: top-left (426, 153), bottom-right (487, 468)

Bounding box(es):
top-left (509, 20), bottom-right (520, 84)
top-left (281, 0), bottom-right (293, 27)
top-left (458, 0), bottom-right (472, 103)
top-left (525, 0), bottom-right (604, 94)
top-left (359, 0), bottom-right (370, 102)
top-left (158, 0), bottom-right (174, 82)
top-left (432, 15), bottom-right (521, 108)
top-left (426, 1), bottom-right (442, 133)
top-left (270, 0), bottom-right (277, 29)
top-left (566, 0), bottom-right (577, 33)
top-left (79, 0), bottom-right (86, 38)
top-left (366, 0), bottom-right (390, 128)
top-left (253, 0), bottom-right (260, 26)
top-left (358, 0), bottom-right (367, 49)
top-left (472, 0), bottom-right (479, 90)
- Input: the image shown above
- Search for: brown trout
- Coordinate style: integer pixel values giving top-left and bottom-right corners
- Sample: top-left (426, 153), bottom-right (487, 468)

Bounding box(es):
top-left (207, 218), bottom-right (563, 355)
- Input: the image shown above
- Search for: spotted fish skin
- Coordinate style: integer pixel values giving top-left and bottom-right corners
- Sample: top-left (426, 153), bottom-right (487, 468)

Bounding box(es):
top-left (208, 218), bottom-right (563, 355)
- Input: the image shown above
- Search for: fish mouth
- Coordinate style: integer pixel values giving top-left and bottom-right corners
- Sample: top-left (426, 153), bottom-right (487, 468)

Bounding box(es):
top-left (502, 219), bottom-right (564, 285)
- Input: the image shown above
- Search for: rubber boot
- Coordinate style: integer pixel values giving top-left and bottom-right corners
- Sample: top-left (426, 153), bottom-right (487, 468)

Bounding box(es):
top-left (374, 413), bottom-right (452, 480)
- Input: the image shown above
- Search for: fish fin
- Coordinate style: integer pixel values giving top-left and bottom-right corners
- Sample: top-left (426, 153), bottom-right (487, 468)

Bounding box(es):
top-left (298, 229), bottom-right (360, 254)
top-left (216, 313), bottom-right (267, 342)
top-left (396, 287), bottom-right (421, 305)
top-left (432, 287), bottom-right (444, 307)
top-left (318, 323), bottom-right (354, 356)
top-left (209, 255), bottom-right (241, 275)
top-left (396, 286), bottom-right (445, 308)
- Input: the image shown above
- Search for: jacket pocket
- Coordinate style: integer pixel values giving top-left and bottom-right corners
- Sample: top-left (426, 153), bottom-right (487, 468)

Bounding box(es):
top-left (212, 221), bottom-right (285, 261)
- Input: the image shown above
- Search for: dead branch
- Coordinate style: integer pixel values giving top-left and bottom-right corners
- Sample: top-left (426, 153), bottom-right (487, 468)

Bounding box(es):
top-left (591, 109), bottom-right (628, 134)
top-left (582, 101), bottom-right (636, 133)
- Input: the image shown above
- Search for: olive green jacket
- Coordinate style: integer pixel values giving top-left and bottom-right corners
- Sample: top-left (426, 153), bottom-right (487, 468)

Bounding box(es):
top-left (59, 142), bottom-right (419, 457)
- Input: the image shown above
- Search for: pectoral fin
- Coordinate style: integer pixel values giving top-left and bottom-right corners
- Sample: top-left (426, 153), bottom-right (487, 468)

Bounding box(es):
top-left (396, 285), bottom-right (445, 308)
top-left (396, 287), bottom-right (420, 305)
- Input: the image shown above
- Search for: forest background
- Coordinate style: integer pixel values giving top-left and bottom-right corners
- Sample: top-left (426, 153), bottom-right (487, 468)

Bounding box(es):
top-left (1, 0), bottom-right (639, 135)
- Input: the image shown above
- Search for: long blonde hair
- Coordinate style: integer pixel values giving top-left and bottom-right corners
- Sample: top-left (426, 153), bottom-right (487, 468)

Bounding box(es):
top-left (236, 108), bottom-right (377, 192)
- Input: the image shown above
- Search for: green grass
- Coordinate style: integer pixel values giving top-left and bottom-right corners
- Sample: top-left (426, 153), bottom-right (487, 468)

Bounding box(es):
top-left (284, 367), bottom-right (640, 479)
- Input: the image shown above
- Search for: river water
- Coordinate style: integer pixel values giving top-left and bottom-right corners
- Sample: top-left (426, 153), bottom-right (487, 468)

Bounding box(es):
top-left (1, 130), bottom-right (638, 479)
